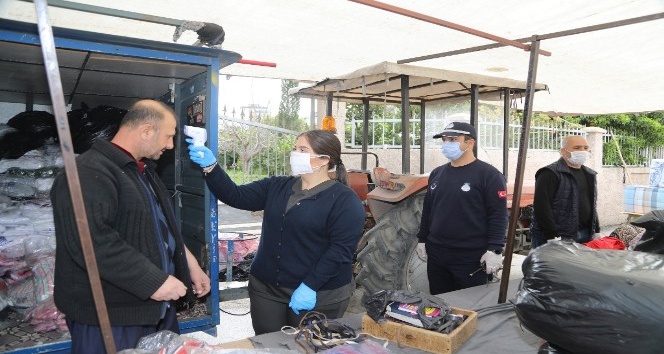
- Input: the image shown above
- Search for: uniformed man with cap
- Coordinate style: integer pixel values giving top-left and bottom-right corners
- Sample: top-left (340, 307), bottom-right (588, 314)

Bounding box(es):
top-left (416, 122), bottom-right (508, 294)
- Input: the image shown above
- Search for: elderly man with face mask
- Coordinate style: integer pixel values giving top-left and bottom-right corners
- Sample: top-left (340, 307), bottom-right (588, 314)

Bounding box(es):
top-left (530, 134), bottom-right (600, 248)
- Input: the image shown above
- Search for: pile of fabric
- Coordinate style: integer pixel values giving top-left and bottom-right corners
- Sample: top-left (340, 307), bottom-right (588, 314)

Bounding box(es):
top-left (0, 105), bottom-right (125, 334)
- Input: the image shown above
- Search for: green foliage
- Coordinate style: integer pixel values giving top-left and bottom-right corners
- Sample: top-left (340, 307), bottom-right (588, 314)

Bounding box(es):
top-left (250, 133), bottom-right (296, 176)
top-left (218, 126), bottom-right (295, 182)
top-left (224, 168), bottom-right (268, 185)
top-left (566, 112), bottom-right (664, 165)
top-left (345, 103), bottom-right (421, 146)
top-left (276, 80), bottom-right (307, 132)
top-left (575, 113), bottom-right (664, 145)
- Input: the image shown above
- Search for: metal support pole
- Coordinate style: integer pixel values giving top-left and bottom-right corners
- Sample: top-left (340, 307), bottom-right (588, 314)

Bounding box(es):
top-left (400, 75), bottom-right (411, 174)
top-left (326, 92), bottom-right (333, 116)
top-left (33, 0), bottom-right (116, 352)
top-left (503, 89), bottom-right (510, 178)
top-left (310, 97), bottom-right (316, 129)
top-left (420, 101), bottom-right (426, 174)
top-left (362, 98), bottom-right (370, 170)
top-left (349, 0), bottom-right (550, 56)
top-left (225, 240), bottom-right (234, 282)
top-left (470, 84), bottom-right (479, 156)
top-left (499, 38), bottom-right (541, 304)
top-left (22, 0), bottom-right (184, 26)
top-left (26, 92), bottom-right (34, 111)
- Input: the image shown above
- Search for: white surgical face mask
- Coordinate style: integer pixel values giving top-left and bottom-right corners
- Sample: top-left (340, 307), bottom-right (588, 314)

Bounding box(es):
top-left (566, 150), bottom-right (589, 166)
top-left (290, 151), bottom-right (314, 175)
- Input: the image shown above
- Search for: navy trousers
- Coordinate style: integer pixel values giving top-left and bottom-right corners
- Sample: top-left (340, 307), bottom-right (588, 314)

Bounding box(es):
top-left (66, 303), bottom-right (179, 354)
top-left (531, 228), bottom-right (592, 248)
top-left (425, 242), bottom-right (488, 295)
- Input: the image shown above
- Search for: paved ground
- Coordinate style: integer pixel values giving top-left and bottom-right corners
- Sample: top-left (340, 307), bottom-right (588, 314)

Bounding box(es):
top-left (187, 203), bottom-right (257, 344)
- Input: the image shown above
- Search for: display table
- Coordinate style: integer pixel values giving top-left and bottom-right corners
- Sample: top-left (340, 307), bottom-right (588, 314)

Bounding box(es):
top-left (245, 279), bottom-right (542, 353)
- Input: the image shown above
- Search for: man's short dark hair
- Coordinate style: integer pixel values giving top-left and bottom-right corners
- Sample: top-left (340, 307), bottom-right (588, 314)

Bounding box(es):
top-left (121, 100), bottom-right (176, 129)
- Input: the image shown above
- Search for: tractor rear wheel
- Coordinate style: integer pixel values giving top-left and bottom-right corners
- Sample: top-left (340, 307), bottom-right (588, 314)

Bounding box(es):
top-left (355, 193), bottom-right (427, 302)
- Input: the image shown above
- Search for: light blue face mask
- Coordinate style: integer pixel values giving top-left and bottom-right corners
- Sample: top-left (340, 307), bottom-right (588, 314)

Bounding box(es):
top-left (441, 141), bottom-right (465, 161)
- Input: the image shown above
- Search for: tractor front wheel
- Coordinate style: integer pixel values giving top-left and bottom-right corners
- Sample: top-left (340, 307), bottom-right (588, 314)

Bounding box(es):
top-left (355, 193), bottom-right (428, 302)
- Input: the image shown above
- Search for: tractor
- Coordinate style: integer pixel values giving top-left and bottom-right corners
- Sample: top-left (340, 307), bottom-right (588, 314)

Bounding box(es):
top-left (345, 159), bottom-right (534, 302)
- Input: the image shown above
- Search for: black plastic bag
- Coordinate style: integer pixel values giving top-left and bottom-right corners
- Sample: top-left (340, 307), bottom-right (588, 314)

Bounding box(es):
top-left (631, 210), bottom-right (664, 254)
top-left (71, 105), bottom-right (126, 153)
top-left (0, 130), bottom-right (47, 159)
top-left (515, 241), bottom-right (664, 354)
top-left (7, 110), bottom-right (56, 140)
top-left (66, 104), bottom-right (89, 144)
top-left (1, 111), bottom-right (55, 159)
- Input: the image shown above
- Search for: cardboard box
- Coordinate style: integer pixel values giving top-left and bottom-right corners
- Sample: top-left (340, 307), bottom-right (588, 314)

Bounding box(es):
top-left (213, 339), bottom-right (255, 350)
top-left (361, 307), bottom-right (477, 354)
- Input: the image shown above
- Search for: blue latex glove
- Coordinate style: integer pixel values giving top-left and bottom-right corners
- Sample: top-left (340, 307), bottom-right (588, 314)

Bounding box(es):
top-left (186, 138), bottom-right (217, 167)
top-left (289, 283), bottom-right (316, 315)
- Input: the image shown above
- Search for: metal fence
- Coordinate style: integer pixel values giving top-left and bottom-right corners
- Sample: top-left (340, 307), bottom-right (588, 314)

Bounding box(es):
top-left (217, 116), bottom-right (664, 182)
top-left (479, 120), bottom-right (582, 151)
top-left (345, 117), bottom-right (664, 166)
top-left (345, 117), bottom-right (583, 150)
top-left (217, 116), bottom-right (298, 183)
top-left (602, 130), bottom-right (664, 166)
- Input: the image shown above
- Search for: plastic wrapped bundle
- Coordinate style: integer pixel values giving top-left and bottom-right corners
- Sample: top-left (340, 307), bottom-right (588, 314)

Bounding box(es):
top-left (515, 241), bottom-right (664, 354)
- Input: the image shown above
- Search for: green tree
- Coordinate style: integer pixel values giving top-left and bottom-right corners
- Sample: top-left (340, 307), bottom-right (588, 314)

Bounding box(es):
top-left (567, 112), bottom-right (664, 165)
top-left (345, 103), bottom-right (420, 146)
top-left (276, 80), bottom-right (306, 132)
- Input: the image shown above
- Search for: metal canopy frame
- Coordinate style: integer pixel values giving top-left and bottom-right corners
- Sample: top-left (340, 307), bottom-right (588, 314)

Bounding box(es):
top-left (299, 1), bottom-right (552, 304)
top-left (291, 61), bottom-right (545, 174)
top-left (351, 1), bottom-right (663, 304)
top-left (398, 12), bottom-right (664, 64)
top-left (0, 18), bottom-right (241, 110)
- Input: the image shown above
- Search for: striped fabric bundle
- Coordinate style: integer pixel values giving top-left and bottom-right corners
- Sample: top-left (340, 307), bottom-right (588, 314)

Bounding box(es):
top-left (623, 185), bottom-right (664, 214)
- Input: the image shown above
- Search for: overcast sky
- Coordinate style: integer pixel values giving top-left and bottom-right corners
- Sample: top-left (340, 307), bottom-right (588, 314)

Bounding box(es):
top-left (218, 76), bottom-right (311, 119)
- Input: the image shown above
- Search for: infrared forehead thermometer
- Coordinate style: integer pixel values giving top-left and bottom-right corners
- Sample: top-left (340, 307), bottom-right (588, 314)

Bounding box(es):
top-left (184, 125), bottom-right (207, 157)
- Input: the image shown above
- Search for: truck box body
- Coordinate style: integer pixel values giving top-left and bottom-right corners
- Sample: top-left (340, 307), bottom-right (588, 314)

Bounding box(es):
top-left (0, 18), bottom-right (241, 353)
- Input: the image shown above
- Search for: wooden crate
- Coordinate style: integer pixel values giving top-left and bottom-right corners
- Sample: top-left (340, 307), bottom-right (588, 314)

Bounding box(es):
top-left (361, 307), bottom-right (477, 354)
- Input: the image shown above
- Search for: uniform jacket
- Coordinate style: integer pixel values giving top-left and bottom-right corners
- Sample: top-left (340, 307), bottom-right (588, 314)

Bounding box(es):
top-left (204, 165), bottom-right (365, 291)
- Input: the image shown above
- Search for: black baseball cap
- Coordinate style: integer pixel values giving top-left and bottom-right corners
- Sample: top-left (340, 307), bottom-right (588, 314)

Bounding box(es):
top-left (433, 122), bottom-right (477, 140)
